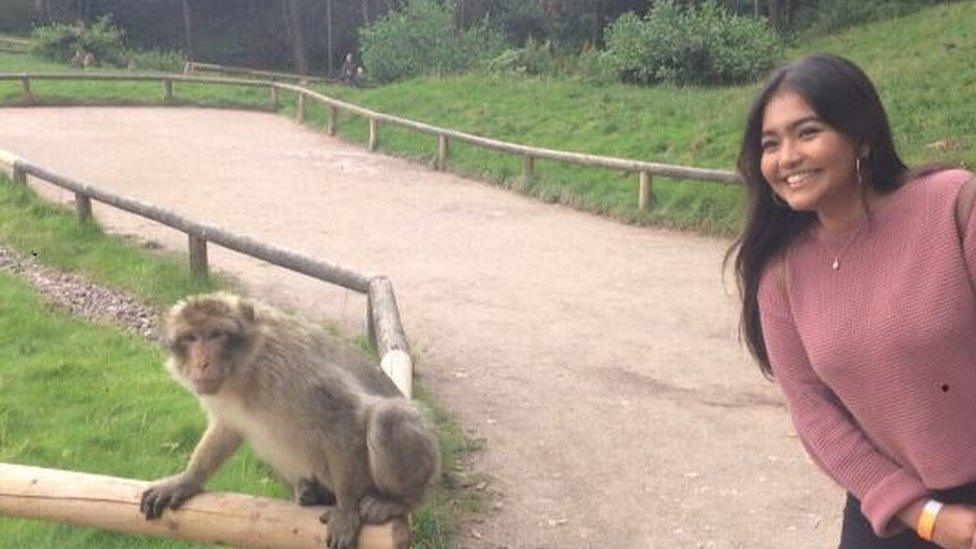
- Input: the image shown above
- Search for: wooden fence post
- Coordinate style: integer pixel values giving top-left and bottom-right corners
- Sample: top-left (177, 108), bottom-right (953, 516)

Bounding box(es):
top-left (269, 85), bottom-right (278, 110)
top-left (639, 171), bottom-right (652, 210)
top-left (368, 118), bottom-right (379, 151)
top-left (74, 192), bottom-right (92, 223)
top-left (296, 93), bottom-right (306, 123)
top-left (523, 155), bottom-right (534, 188)
top-left (163, 79), bottom-right (173, 104)
top-left (20, 76), bottom-right (31, 103)
top-left (437, 134), bottom-right (449, 171)
top-left (188, 234), bottom-right (209, 278)
top-left (12, 163), bottom-right (26, 185)
top-left (328, 106), bottom-right (338, 136)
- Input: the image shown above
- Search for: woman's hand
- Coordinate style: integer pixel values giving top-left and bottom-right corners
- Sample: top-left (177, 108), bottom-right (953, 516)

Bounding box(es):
top-left (930, 504), bottom-right (976, 549)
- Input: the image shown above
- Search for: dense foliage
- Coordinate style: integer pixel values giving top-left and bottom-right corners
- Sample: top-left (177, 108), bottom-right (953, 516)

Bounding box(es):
top-left (603, 1), bottom-right (782, 86)
top-left (30, 15), bottom-right (126, 66)
top-left (359, 0), bottom-right (505, 84)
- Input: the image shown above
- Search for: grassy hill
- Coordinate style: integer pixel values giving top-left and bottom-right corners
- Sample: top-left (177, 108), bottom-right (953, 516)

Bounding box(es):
top-left (0, 1), bottom-right (972, 236)
top-left (312, 0), bottom-right (974, 235)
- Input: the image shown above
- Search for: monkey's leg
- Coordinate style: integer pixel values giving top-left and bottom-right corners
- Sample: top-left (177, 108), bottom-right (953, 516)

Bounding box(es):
top-left (357, 489), bottom-right (411, 524)
top-left (294, 477), bottom-right (337, 506)
top-left (141, 421), bottom-right (242, 520)
top-left (317, 447), bottom-right (371, 549)
top-left (366, 401), bottom-right (440, 509)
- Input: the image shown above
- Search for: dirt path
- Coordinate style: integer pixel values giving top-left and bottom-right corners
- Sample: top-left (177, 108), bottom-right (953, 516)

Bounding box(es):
top-left (1, 107), bottom-right (841, 548)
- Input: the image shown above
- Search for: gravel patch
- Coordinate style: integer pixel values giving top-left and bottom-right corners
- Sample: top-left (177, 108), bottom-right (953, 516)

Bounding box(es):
top-left (0, 244), bottom-right (161, 340)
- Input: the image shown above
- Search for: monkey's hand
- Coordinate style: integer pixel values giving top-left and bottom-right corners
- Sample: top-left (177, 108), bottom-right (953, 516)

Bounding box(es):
top-left (320, 507), bottom-right (362, 549)
top-left (140, 477), bottom-right (203, 520)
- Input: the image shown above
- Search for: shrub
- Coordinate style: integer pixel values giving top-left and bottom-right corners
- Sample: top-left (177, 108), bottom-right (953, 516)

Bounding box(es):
top-left (30, 16), bottom-right (126, 66)
top-left (359, 0), bottom-right (506, 84)
top-left (603, 0), bottom-right (782, 86)
top-left (486, 38), bottom-right (556, 76)
top-left (126, 49), bottom-right (185, 72)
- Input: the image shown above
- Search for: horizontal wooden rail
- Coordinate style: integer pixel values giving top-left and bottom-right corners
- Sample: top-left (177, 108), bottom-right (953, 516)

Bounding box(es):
top-left (0, 71), bottom-right (744, 212)
top-left (1, 152), bottom-right (413, 397)
top-left (185, 61), bottom-right (332, 84)
top-left (0, 462), bottom-right (408, 549)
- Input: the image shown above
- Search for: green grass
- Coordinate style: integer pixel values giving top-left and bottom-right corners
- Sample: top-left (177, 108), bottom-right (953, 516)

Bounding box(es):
top-left (0, 269), bottom-right (282, 548)
top-left (2, 1), bottom-right (973, 235)
top-left (0, 176), bottom-right (481, 547)
top-left (0, 177), bottom-right (220, 306)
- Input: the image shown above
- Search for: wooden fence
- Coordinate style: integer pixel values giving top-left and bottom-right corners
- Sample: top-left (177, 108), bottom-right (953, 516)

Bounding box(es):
top-left (0, 463), bottom-right (408, 549)
top-left (0, 72), bottom-right (743, 212)
top-left (0, 149), bottom-right (414, 398)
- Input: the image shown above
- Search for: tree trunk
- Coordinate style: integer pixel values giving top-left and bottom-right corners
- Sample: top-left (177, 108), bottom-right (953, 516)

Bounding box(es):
top-left (34, 0), bottom-right (52, 23)
top-left (362, 0), bottom-right (371, 26)
top-left (283, 0), bottom-right (309, 75)
top-left (326, 0), bottom-right (334, 76)
top-left (181, 0), bottom-right (194, 60)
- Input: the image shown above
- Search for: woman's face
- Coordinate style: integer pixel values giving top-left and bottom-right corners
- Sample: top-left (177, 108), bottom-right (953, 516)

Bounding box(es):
top-left (760, 89), bottom-right (863, 230)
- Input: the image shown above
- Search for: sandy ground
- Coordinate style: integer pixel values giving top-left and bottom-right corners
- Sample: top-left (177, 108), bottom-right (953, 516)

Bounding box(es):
top-left (0, 107), bottom-right (844, 548)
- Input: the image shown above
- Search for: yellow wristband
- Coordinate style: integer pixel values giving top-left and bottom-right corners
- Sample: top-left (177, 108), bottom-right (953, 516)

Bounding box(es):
top-left (917, 500), bottom-right (944, 541)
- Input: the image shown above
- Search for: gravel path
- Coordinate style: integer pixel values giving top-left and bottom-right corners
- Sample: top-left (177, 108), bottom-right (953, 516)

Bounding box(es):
top-left (0, 107), bottom-right (843, 548)
top-left (0, 244), bottom-right (160, 340)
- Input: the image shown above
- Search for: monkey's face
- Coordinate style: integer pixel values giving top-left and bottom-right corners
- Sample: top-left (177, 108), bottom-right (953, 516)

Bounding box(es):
top-left (165, 295), bottom-right (256, 395)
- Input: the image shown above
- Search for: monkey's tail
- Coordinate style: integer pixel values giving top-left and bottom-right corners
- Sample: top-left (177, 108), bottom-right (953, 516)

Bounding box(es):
top-left (365, 400), bottom-right (440, 500)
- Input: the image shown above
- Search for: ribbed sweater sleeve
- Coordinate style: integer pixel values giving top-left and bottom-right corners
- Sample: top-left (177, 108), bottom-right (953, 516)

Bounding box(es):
top-left (758, 269), bottom-right (928, 536)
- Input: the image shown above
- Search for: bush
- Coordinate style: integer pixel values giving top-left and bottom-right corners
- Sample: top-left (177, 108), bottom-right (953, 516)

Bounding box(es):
top-left (30, 16), bottom-right (126, 66)
top-left (603, 0), bottom-right (782, 86)
top-left (359, 0), bottom-right (506, 84)
top-left (485, 38), bottom-right (556, 76)
top-left (126, 49), bottom-right (185, 72)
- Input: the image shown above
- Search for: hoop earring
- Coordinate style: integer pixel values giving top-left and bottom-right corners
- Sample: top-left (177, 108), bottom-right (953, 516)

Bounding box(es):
top-left (856, 157), bottom-right (864, 186)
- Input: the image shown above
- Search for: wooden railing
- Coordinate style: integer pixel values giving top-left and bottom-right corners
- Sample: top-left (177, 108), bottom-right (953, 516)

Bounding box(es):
top-left (0, 35), bottom-right (28, 54)
top-left (0, 72), bottom-right (744, 212)
top-left (184, 60), bottom-right (333, 84)
top-left (0, 149), bottom-right (414, 399)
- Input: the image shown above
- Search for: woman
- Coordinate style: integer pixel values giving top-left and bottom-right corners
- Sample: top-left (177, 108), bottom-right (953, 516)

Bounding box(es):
top-left (730, 53), bottom-right (976, 548)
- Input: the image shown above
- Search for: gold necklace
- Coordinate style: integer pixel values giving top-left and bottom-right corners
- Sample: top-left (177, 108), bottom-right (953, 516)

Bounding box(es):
top-left (827, 228), bottom-right (862, 271)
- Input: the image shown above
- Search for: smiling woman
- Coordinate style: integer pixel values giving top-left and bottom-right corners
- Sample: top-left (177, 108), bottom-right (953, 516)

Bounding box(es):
top-left (728, 53), bottom-right (976, 549)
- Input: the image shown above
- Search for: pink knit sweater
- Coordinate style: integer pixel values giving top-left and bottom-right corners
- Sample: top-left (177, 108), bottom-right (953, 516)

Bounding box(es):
top-left (758, 169), bottom-right (976, 537)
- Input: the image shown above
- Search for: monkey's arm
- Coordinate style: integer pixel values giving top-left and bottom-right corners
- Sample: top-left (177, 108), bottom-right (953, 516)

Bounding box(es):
top-left (140, 420), bottom-right (242, 519)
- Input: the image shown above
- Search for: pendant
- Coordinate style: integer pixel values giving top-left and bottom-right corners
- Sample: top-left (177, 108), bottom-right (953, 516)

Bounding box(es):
top-left (832, 258), bottom-right (840, 270)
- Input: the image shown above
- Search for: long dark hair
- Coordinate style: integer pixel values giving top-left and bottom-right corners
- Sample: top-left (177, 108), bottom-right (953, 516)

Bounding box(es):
top-left (728, 53), bottom-right (908, 378)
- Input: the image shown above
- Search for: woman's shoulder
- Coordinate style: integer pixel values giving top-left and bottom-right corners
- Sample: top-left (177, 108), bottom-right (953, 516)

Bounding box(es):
top-left (902, 167), bottom-right (973, 194)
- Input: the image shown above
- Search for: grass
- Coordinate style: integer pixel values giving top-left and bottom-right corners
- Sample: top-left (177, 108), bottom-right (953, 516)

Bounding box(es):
top-left (0, 175), bottom-right (482, 547)
top-left (1, 1), bottom-right (973, 235)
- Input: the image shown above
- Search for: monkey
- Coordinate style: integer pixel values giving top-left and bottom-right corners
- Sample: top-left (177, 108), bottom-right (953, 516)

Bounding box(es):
top-left (139, 292), bottom-right (440, 549)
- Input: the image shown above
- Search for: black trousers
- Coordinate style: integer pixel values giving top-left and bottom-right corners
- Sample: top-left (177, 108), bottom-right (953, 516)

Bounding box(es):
top-left (839, 482), bottom-right (976, 548)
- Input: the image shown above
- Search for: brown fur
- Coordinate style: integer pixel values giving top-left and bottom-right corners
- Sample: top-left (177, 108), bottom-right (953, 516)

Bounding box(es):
top-left (140, 293), bottom-right (440, 549)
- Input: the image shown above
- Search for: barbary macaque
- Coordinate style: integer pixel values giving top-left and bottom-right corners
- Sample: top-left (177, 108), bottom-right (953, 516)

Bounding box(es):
top-left (140, 293), bottom-right (440, 549)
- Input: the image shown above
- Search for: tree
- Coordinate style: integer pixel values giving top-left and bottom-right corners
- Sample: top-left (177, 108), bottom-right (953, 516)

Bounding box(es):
top-left (282, 0), bottom-right (308, 74)
top-left (181, 0), bottom-right (194, 60)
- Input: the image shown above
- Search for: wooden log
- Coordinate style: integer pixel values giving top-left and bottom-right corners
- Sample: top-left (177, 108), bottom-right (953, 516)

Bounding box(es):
top-left (12, 162), bottom-right (26, 184)
top-left (163, 79), bottom-right (173, 104)
top-left (18, 162), bottom-right (374, 293)
top-left (369, 118), bottom-right (378, 151)
top-left (368, 276), bottom-right (409, 357)
top-left (75, 193), bottom-right (92, 223)
top-left (20, 76), bottom-right (31, 103)
top-left (381, 350), bottom-right (412, 399)
top-left (0, 463), bottom-right (408, 549)
top-left (522, 155), bottom-right (534, 188)
top-left (296, 92), bottom-right (306, 124)
top-left (328, 106), bottom-right (338, 136)
top-left (639, 171), bottom-right (652, 211)
top-left (436, 135), bottom-right (449, 171)
top-left (188, 234), bottom-right (209, 278)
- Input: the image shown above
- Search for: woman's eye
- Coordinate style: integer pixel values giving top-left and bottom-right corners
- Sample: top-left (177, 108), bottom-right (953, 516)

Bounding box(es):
top-left (761, 140), bottom-right (778, 152)
top-left (208, 331), bottom-right (225, 340)
top-left (798, 126), bottom-right (821, 139)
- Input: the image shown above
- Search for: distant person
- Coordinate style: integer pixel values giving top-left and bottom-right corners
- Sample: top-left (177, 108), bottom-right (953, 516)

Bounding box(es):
top-left (729, 53), bottom-right (976, 548)
top-left (339, 53), bottom-right (359, 86)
